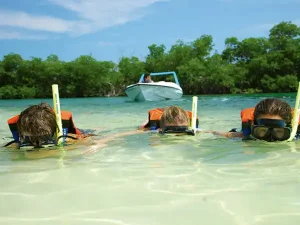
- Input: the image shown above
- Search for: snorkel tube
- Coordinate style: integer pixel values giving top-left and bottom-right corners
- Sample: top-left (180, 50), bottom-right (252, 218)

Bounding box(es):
top-left (191, 96), bottom-right (198, 132)
top-left (52, 84), bottom-right (63, 145)
top-left (287, 82), bottom-right (300, 142)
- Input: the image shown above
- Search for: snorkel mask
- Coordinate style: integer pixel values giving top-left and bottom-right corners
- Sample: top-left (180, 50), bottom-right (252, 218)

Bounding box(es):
top-left (251, 118), bottom-right (291, 142)
top-left (159, 126), bottom-right (195, 136)
top-left (18, 132), bottom-right (77, 149)
top-left (19, 134), bottom-right (57, 148)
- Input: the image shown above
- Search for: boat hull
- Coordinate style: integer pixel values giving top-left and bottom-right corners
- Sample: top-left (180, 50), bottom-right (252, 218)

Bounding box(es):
top-left (125, 82), bottom-right (183, 102)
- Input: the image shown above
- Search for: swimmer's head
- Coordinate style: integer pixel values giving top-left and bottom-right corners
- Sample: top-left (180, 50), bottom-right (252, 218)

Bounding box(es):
top-left (251, 98), bottom-right (292, 142)
top-left (160, 106), bottom-right (189, 129)
top-left (17, 102), bottom-right (57, 147)
top-left (254, 98), bottom-right (292, 125)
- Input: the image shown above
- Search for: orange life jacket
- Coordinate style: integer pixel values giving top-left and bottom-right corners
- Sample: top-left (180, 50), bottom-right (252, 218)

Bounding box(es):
top-left (140, 108), bottom-right (199, 130)
top-left (240, 107), bottom-right (300, 136)
top-left (7, 110), bottom-right (82, 143)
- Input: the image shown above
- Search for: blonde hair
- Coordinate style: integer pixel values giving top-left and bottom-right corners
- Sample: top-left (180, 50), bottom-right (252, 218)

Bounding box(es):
top-left (159, 106), bottom-right (189, 128)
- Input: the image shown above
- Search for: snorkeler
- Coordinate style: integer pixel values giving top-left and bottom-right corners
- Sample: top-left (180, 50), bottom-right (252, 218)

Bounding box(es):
top-left (4, 102), bottom-right (92, 148)
top-left (95, 105), bottom-right (200, 146)
top-left (137, 105), bottom-right (200, 135)
top-left (81, 105), bottom-right (201, 154)
top-left (214, 98), bottom-right (298, 142)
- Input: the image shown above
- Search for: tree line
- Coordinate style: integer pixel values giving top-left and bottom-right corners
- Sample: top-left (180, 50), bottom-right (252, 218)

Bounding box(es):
top-left (0, 21), bottom-right (299, 99)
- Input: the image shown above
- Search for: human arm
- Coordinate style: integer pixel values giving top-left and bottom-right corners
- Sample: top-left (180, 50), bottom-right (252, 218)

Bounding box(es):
top-left (138, 119), bottom-right (150, 130)
top-left (201, 130), bottom-right (245, 138)
top-left (94, 130), bottom-right (143, 145)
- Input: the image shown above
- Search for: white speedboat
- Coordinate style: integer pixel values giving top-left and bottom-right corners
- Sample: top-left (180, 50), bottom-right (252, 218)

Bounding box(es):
top-left (125, 72), bottom-right (183, 102)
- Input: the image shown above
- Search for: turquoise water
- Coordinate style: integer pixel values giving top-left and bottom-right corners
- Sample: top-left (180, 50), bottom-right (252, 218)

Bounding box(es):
top-left (1, 94), bottom-right (300, 225)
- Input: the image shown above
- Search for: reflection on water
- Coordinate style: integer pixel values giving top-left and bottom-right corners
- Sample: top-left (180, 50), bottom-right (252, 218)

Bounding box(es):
top-left (0, 95), bottom-right (300, 225)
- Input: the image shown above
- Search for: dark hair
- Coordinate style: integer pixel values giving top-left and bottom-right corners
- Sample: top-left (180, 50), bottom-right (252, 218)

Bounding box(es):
top-left (17, 102), bottom-right (57, 146)
top-left (144, 73), bottom-right (151, 80)
top-left (254, 98), bottom-right (292, 125)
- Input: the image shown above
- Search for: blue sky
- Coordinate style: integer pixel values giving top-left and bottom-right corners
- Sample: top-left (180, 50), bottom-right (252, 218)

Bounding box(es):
top-left (0, 0), bottom-right (299, 62)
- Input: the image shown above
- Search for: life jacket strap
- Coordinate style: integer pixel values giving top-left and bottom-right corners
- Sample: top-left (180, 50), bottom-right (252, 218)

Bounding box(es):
top-left (3, 140), bottom-right (18, 147)
top-left (3, 135), bottom-right (79, 149)
top-left (56, 135), bottom-right (78, 142)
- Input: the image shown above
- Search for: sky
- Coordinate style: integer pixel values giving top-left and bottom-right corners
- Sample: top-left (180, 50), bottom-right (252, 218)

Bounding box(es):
top-left (0, 0), bottom-right (299, 62)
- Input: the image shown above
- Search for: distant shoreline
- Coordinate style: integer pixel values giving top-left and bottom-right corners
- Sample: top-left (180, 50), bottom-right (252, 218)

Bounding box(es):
top-left (1, 21), bottom-right (299, 100)
top-left (0, 92), bottom-right (296, 101)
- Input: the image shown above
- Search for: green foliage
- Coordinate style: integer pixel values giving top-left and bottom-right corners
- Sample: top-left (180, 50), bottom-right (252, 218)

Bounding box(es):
top-left (18, 86), bottom-right (37, 98)
top-left (0, 21), bottom-right (300, 99)
top-left (119, 56), bottom-right (145, 86)
top-left (0, 85), bottom-right (18, 99)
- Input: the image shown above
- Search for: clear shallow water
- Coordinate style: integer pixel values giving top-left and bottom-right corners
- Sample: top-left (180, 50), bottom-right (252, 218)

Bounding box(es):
top-left (1, 94), bottom-right (300, 225)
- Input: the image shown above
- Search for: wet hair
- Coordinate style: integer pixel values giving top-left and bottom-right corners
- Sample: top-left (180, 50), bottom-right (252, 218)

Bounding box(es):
top-left (254, 98), bottom-right (292, 125)
top-left (160, 106), bottom-right (189, 128)
top-left (17, 102), bottom-right (58, 147)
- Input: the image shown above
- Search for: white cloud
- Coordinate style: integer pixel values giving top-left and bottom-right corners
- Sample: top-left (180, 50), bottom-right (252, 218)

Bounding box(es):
top-left (0, 29), bottom-right (49, 40)
top-left (48, 0), bottom-right (167, 33)
top-left (0, 9), bottom-right (94, 35)
top-left (0, 0), bottom-right (168, 39)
